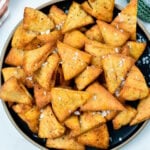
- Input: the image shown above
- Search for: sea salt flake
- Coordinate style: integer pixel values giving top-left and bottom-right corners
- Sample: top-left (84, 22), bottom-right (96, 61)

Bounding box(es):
top-left (26, 76), bottom-right (33, 81)
top-left (115, 89), bottom-right (120, 97)
top-left (74, 111), bottom-right (80, 116)
top-left (40, 113), bottom-right (44, 119)
top-left (118, 137), bottom-right (122, 141)
top-left (93, 94), bottom-right (97, 100)
top-left (40, 29), bottom-right (50, 35)
top-left (42, 62), bottom-right (48, 67)
top-left (115, 47), bottom-right (120, 53)
top-left (43, 91), bottom-right (47, 96)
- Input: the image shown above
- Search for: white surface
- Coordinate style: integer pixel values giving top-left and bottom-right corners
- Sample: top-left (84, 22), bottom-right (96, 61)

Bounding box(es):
top-left (0, 0), bottom-right (150, 150)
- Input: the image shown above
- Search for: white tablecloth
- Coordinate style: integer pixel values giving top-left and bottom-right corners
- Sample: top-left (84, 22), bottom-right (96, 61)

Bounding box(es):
top-left (0, 0), bottom-right (150, 150)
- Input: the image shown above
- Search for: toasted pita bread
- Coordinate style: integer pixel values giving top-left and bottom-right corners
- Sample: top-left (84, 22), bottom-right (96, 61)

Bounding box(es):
top-left (11, 23), bottom-right (37, 49)
top-left (0, 77), bottom-right (32, 104)
top-left (63, 30), bottom-right (87, 49)
top-left (82, 0), bottom-right (114, 22)
top-left (62, 2), bottom-right (94, 33)
top-left (81, 82), bottom-right (125, 111)
top-left (91, 56), bottom-right (103, 69)
top-left (48, 5), bottom-right (67, 26)
top-left (37, 30), bottom-right (63, 44)
top-left (130, 91), bottom-right (150, 125)
top-left (51, 88), bottom-right (91, 122)
top-left (102, 54), bottom-right (134, 94)
top-left (34, 84), bottom-right (51, 108)
top-left (85, 25), bottom-right (103, 42)
top-left (65, 115), bottom-right (80, 130)
top-left (112, 105), bottom-right (137, 129)
top-left (77, 124), bottom-right (109, 149)
top-left (34, 53), bottom-right (60, 90)
top-left (119, 66), bottom-right (149, 100)
top-left (13, 104), bottom-right (40, 133)
top-left (70, 112), bottom-right (106, 137)
top-left (23, 7), bottom-right (54, 32)
top-left (38, 106), bottom-right (65, 138)
top-left (111, 0), bottom-right (137, 40)
top-left (121, 41), bottom-right (146, 60)
top-left (46, 134), bottom-right (85, 150)
top-left (97, 20), bottom-right (130, 46)
top-left (85, 40), bottom-right (120, 57)
top-left (2, 67), bottom-right (26, 83)
top-left (5, 48), bottom-right (24, 66)
top-left (23, 43), bottom-right (55, 75)
top-left (57, 41), bottom-right (91, 80)
top-left (75, 66), bottom-right (102, 90)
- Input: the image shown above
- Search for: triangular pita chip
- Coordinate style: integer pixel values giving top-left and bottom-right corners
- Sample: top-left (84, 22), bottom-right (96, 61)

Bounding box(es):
top-left (34, 84), bottom-right (51, 108)
top-left (23, 43), bottom-right (55, 75)
top-left (70, 112), bottom-right (106, 137)
top-left (75, 65), bottom-right (102, 90)
top-left (97, 20), bottom-right (130, 46)
top-left (65, 115), bottom-right (80, 130)
top-left (11, 23), bottom-right (37, 49)
top-left (85, 40), bottom-right (120, 57)
top-left (51, 88), bottom-right (91, 122)
top-left (85, 25), bottom-right (103, 42)
top-left (82, 0), bottom-right (114, 22)
top-left (102, 54), bottom-right (134, 94)
top-left (62, 2), bottom-right (94, 33)
top-left (13, 104), bottom-right (40, 133)
top-left (130, 91), bottom-right (150, 125)
top-left (0, 77), bottom-right (32, 104)
top-left (38, 106), bottom-right (65, 138)
top-left (57, 41), bottom-right (91, 80)
top-left (46, 134), bottom-right (85, 150)
top-left (34, 53), bottom-right (60, 90)
top-left (48, 5), bottom-right (67, 26)
top-left (121, 41), bottom-right (146, 60)
top-left (77, 124), bottom-right (109, 149)
top-left (81, 82), bottom-right (125, 111)
top-left (119, 66), bottom-right (149, 100)
top-left (5, 48), bottom-right (24, 66)
top-left (2, 67), bottom-right (26, 83)
top-left (111, 0), bottom-right (137, 40)
top-left (112, 105), bottom-right (137, 130)
top-left (23, 7), bottom-right (54, 32)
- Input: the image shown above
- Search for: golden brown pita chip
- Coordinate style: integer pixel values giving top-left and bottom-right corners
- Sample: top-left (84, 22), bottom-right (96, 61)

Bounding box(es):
top-left (57, 41), bottom-right (91, 80)
top-left (49, 5), bottom-right (67, 26)
top-left (11, 23), bottom-right (37, 49)
top-left (81, 82), bottom-right (125, 111)
top-left (97, 20), bottom-right (130, 46)
top-left (102, 54), bottom-right (134, 94)
top-left (37, 30), bottom-right (63, 44)
top-left (51, 87), bottom-right (91, 122)
top-left (46, 134), bottom-right (85, 150)
top-left (111, 0), bottom-right (137, 40)
top-left (65, 115), bottom-right (80, 130)
top-left (62, 2), bottom-right (94, 33)
top-left (5, 48), bottom-right (24, 66)
top-left (85, 40), bottom-right (120, 57)
top-left (0, 77), bottom-right (32, 104)
top-left (2, 67), bottom-right (26, 83)
top-left (38, 106), bottom-right (65, 138)
top-left (75, 66), bottom-right (102, 90)
top-left (23, 7), bottom-right (54, 32)
top-left (130, 91), bottom-right (150, 125)
top-left (63, 30), bottom-right (87, 49)
top-left (82, 0), bottom-right (114, 22)
top-left (119, 66), bottom-right (149, 100)
top-left (34, 53), bottom-right (60, 90)
top-left (77, 124), bottom-right (109, 149)
top-left (91, 56), bottom-right (102, 69)
top-left (121, 41), bottom-right (146, 60)
top-left (112, 105), bottom-right (137, 129)
top-left (34, 84), bottom-right (51, 108)
top-left (85, 25), bottom-right (103, 42)
top-left (70, 112), bottom-right (106, 137)
top-left (23, 38), bottom-right (43, 50)
top-left (23, 43), bottom-right (55, 75)
top-left (13, 104), bottom-right (40, 133)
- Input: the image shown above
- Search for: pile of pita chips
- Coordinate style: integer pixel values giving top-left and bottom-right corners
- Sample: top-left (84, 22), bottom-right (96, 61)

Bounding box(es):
top-left (0, 0), bottom-right (149, 149)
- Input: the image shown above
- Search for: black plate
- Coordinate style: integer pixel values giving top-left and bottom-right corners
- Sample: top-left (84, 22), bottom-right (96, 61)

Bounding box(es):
top-left (1, 0), bottom-right (150, 149)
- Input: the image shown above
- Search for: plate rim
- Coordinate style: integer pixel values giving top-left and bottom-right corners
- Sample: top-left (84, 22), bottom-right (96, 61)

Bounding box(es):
top-left (0, 1), bottom-right (149, 150)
